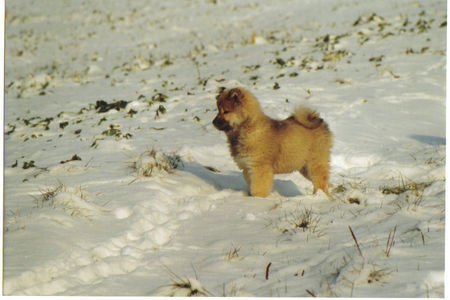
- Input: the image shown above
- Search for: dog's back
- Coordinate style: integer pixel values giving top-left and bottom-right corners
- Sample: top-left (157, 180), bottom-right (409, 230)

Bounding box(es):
top-left (269, 109), bottom-right (332, 177)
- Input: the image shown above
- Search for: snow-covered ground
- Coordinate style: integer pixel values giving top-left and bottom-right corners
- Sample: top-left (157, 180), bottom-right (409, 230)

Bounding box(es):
top-left (3, 0), bottom-right (446, 297)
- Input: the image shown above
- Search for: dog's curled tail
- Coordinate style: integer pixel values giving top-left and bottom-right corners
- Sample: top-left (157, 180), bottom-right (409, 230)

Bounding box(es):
top-left (290, 107), bottom-right (324, 130)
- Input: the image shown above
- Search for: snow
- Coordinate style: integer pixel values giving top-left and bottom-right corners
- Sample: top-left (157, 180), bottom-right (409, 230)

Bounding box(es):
top-left (3, 0), bottom-right (446, 297)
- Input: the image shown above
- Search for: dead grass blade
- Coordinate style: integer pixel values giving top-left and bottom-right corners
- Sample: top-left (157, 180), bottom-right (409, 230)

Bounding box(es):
top-left (348, 226), bottom-right (363, 257)
top-left (385, 225), bottom-right (397, 257)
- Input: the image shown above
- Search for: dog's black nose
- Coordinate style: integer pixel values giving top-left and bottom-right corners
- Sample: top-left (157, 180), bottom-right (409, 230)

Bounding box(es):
top-left (212, 116), bottom-right (222, 128)
top-left (213, 116), bottom-right (230, 131)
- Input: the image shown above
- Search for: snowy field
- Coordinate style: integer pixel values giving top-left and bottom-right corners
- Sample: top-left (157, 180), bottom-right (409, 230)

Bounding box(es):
top-left (3, 0), bottom-right (446, 297)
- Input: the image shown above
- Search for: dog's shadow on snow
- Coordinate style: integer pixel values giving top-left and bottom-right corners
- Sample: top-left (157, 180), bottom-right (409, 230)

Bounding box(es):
top-left (410, 135), bottom-right (445, 145)
top-left (182, 161), bottom-right (302, 197)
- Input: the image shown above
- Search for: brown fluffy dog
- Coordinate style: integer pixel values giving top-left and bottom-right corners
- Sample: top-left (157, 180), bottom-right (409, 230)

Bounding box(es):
top-left (213, 87), bottom-right (332, 197)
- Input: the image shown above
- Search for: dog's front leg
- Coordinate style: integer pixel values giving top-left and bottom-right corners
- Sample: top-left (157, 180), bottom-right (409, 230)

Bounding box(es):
top-left (249, 165), bottom-right (273, 197)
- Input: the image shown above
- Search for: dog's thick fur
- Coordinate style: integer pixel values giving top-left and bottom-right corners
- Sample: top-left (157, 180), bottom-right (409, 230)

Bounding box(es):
top-left (213, 87), bottom-right (332, 197)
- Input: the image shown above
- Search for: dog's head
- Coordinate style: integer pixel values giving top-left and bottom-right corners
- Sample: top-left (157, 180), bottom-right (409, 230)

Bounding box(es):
top-left (212, 88), bottom-right (247, 132)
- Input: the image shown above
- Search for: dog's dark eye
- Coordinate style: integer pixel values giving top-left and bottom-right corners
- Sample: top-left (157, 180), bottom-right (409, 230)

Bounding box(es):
top-left (224, 111), bottom-right (230, 114)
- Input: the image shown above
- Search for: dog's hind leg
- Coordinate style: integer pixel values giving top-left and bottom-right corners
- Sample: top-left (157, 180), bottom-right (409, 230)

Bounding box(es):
top-left (243, 168), bottom-right (251, 186)
top-left (299, 165), bottom-right (311, 181)
top-left (309, 163), bottom-right (330, 197)
top-left (249, 165), bottom-right (273, 197)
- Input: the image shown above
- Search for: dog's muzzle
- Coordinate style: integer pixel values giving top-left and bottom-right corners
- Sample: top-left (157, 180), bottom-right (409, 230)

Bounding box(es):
top-left (213, 116), bottom-right (232, 131)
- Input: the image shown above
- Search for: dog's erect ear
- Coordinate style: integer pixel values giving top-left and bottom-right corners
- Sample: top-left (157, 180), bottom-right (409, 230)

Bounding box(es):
top-left (227, 88), bottom-right (242, 103)
top-left (216, 87), bottom-right (227, 101)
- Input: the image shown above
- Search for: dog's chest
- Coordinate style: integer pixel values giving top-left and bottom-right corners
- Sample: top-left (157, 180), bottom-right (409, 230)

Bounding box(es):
top-left (227, 133), bottom-right (251, 169)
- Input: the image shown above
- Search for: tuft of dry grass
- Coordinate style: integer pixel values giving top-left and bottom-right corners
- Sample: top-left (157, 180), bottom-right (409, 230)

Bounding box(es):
top-left (156, 277), bottom-right (210, 297)
top-left (166, 278), bottom-right (208, 297)
top-left (132, 148), bottom-right (182, 177)
top-left (33, 182), bottom-right (65, 208)
top-left (31, 182), bottom-right (106, 220)
top-left (380, 177), bottom-right (431, 195)
top-left (156, 264), bottom-right (212, 297)
top-left (277, 208), bottom-right (323, 238)
top-left (332, 178), bottom-right (367, 205)
top-left (224, 243), bottom-right (242, 261)
top-left (392, 187), bottom-right (427, 212)
top-left (381, 176), bottom-right (433, 212)
top-left (366, 265), bottom-right (392, 284)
